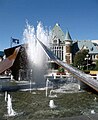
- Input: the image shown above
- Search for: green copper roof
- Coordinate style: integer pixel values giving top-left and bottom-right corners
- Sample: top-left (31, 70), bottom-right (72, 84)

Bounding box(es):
top-left (51, 23), bottom-right (65, 42)
top-left (65, 31), bottom-right (72, 41)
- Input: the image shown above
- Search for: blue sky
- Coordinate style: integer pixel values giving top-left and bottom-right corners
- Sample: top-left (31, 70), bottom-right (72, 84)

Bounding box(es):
top-left (0, 0), bottom-right (98, 50)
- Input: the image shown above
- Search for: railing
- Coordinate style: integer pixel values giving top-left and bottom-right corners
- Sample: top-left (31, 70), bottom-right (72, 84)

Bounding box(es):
top-left (56, 59), bottom-right (98, 91)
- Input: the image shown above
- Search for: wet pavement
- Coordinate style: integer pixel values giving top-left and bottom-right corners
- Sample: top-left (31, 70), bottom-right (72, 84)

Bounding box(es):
top-left (46, 113), bottom-right (98, 120)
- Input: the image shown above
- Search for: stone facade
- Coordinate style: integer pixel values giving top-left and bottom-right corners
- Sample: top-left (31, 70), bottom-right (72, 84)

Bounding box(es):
top-left (50, 23), bottom-right (98, 66)
top-left (50, 23), bottom-right (72, 64)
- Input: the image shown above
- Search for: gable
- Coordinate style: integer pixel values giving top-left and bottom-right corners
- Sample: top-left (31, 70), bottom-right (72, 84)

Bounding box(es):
top-left (51, 23), bottom-right (65, 43)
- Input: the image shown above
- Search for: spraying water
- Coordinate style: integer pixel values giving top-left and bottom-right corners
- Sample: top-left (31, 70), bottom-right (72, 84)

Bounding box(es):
top-left (46, 79), bottom-right (50, 97)
top-left (5, 91), bottom-right (7, 102)
top-left (7, 94), bottom-right (16, 116)
top-left (23, 21), bottom-right (50, 86)
top-left (49, 100), bottom-right (57, 109)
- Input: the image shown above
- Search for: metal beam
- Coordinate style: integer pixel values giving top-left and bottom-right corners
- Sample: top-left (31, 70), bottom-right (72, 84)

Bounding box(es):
top-left (37, 39), bottom-right (98, 92)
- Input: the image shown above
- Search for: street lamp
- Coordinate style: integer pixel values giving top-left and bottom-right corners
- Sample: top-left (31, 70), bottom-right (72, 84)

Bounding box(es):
top-left (85, 54), bottom-right (90, 70)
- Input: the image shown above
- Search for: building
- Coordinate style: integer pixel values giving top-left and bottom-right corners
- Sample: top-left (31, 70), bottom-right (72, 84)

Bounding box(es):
top-left (3, 23), bottom-right (98, 78)
top-left (73, 40), bottom-right (98, 63)
top-left (50, 23), bottom-right (72, 64)
top-left (49, 23), bottom-right (98, 71)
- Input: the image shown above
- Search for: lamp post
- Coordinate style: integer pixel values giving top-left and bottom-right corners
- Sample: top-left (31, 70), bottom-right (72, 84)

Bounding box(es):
top-left (85, 54), bottom-right (90, 70)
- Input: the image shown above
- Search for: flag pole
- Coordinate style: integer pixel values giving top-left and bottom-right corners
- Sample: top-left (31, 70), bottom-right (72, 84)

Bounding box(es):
top-left (10, 37), bottom-right (13, 48)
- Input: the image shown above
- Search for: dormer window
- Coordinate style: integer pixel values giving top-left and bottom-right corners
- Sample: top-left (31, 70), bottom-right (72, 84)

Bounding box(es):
top-left (53, 40), bottom-right (57, 44)
top-left (91, 47), bottom-right (93, 51)
top-left (53, 38), bottom-right (60, 45)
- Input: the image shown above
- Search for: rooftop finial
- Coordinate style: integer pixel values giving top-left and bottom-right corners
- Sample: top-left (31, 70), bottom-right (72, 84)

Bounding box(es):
top-left (56, 23), bottom-right (60, 26)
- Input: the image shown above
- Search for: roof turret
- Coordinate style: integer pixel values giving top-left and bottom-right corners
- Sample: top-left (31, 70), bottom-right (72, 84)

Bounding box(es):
top-left (65, 31), bottom-right (72, 41)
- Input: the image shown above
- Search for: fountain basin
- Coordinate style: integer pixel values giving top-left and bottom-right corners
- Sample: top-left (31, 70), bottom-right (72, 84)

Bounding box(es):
top-left (0, 79), bottom-right (37, 92)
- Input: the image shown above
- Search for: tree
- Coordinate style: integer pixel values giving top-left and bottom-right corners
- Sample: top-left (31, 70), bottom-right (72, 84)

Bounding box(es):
top-left (73, 49), bottom-right (89, 69)
top-left (57, 66), bottom-right (65, 75)
top-left (58, 66), bottom-right (64, 73)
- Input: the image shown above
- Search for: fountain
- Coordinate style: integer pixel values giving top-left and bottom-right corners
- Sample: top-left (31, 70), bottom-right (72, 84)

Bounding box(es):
top-left (7, 94), bottom-right (17, 116)
top-left (23, 21), bottom-right (50, 87)
top-left (49, 89), bottom-right (57, 98)
top-left (78, 84), bottom-right (81, 90)
top-left (94, 97), bottom-right (97, 102)
top-left (5, 91), bottom-right (7, 102)
top-left (46, 79), bottom-right (50, 97)
top-left (49, 100), bottom-right (56, 109)
top-left (91, 110), bottom-right (95, 114)
top-left (1, 21), bottom-right (98, 119)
